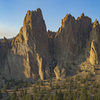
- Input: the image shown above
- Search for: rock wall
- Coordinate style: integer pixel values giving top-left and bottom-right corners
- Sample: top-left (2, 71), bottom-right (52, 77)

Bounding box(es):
top-left (0, 9), bottom-right (100, 81)
top-left (0, 8), bottom-right (51, 81)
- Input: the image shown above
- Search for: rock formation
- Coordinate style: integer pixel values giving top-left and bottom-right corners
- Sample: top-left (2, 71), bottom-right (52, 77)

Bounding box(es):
top-left (53, 13), bottom-right (92, 78)
top-left (54, 66), bottom-right (66, 80)
top-left (0, 8), bottom-right (100, 81)
top-left (0, 8), bottom-right (51, 82)
top-left (89, 41), bottom-right (98, 65)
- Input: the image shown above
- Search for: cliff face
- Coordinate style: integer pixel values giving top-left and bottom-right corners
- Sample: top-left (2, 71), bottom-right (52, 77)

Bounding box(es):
top-left (55, 14), bottom-right (92, 62)
top-left (0, 9), bottom-right (100, 81)
top-left (0, 8), bottom-right (51, 81)
top-left (53, 14), bottom-right (100, 79)
top-left (53, 14), bottom-right (93, 78)
top-left (89, 20), bottom-right (100, 65)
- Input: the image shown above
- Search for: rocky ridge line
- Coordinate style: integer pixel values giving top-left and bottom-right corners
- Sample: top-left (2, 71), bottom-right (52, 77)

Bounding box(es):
top-left (0, 8), bottom-right (100, 83)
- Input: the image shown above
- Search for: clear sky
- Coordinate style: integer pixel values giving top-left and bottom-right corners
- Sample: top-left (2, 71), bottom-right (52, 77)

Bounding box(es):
top-left (0, 0), bottom-right (100, 38)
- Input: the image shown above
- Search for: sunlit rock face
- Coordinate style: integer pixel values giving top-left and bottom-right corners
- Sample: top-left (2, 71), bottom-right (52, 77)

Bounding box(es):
top-left (0, 8), bottom-right (51, 81)
top-left (54, 65), bottom-right (66, 80)
top-left (89, 41), bottom-right (98, 65)
top-left (89, 20), bottom-right (100, 65)
top-left (0, 9), bottom-right (100, 81)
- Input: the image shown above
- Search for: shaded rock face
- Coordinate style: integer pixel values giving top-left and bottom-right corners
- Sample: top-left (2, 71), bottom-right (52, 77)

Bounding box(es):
top-left (53, 14), bottom-right (92, 75)
top-left (0, 9), bottom-right (100, 81)
top-left (0, 38), bottom-right (10, 66)
top-left (52, 14), bottom-right (100, 79)
top-left (48, 30), bottom-right (57, 74)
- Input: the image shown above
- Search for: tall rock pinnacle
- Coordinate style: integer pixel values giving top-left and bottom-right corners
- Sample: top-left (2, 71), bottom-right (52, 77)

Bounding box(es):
top-left (1, 8), bottom-right (51, 81)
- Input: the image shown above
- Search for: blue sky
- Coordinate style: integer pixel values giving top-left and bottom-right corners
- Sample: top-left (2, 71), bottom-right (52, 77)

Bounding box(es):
top-left (0, 0), bottom-right (100, 38)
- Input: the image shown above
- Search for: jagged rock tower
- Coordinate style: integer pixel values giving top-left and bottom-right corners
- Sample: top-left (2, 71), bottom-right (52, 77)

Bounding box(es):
top-left (0, 8), bottom-right (100, 82)
top-left (0, 8), bottom-right (51, 82)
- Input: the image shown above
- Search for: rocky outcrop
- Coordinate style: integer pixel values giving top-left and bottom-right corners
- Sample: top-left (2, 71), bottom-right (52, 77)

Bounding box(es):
top-left (0, 8), bottom-right (51, 81)
top-left (53, 14), bottom-right (100, 79)
top-left (53, 13), bottom-right (92, 76)
top-left (36, 53), bottom-right (44, 80)
top-left (89, 41), bottom-right (98, 65)
top-left (54, 66), bottom-right (66, 80)
top-left (0, 9), bottom-right (100, 81)
top-left (88, 20), bottom-right (100, 65)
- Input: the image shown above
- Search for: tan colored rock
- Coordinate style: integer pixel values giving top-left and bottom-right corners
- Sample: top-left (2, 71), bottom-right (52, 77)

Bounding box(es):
top-left (36, 53), bottom-right (44, 80)
top-left (0, 9), bottom-right (100, 83)
top-left (93, 19), bottom-right (99, 29)
top-left (79, 19), bottom-right (100, 73)
top-left (0, 8), bottom-right (51, 81)
top-left (89, 41), bottom-right (98, 65)
top-left (88, 20), bottom-right (100, 65)
top-left (54, 66), bottom-right (66, 79)
top-left (54, 66), bottom-right (61, 80)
